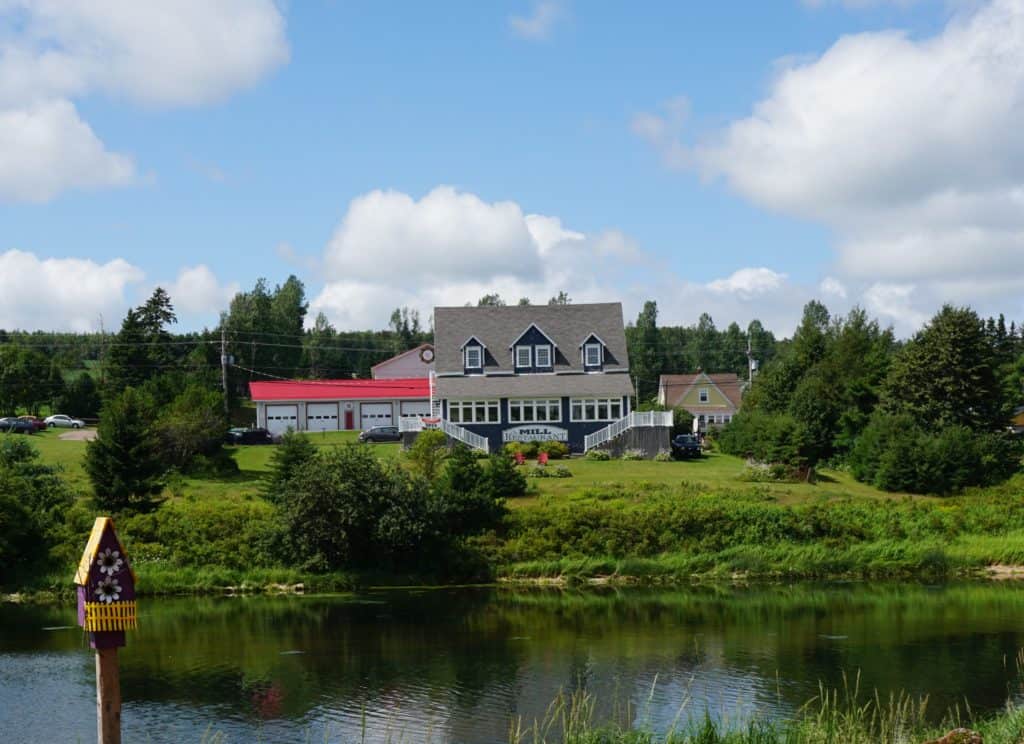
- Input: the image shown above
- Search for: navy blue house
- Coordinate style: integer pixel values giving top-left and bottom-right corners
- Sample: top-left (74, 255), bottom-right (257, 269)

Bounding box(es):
top-left (433, 303), bottom-right (635, 453)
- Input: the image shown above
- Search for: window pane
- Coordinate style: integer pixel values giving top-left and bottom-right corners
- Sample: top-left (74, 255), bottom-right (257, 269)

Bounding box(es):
top-left (522, 405), bottom-right (534, 422)
top-left (516, 346), bottom-right (531, 367)
top-left (475, 404), bottom-right (485, 422)
top-left (585, 401), bottom-right (596, 420)
top-left (597, 401), bottom-right (608, 420)
top-left (610, 401), bottom-right (621, 419)
top-left (536, 346), bottom-right (550, 366)
top-left (509, 403), bottom-right (520, 423)
top-left (549, 401), bottom-right (561, 420)
top-left (488, 404), bottom-right (500, 423)
top-left (572, 401), bottom-right (582, 420)
top-left (586, 344), bottom-right (601, 366)
top-left (450, 406), bottom-right (461, 423)
top-left (536, 403), bottom-right (547, 421)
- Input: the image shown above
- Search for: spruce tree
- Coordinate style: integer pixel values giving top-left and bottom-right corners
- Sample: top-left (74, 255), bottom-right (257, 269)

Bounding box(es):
top-left (85, 387), bottom-right (165, 512)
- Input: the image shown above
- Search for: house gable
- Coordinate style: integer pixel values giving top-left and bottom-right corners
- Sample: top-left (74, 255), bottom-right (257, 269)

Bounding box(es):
top-left (659, 372), bottom-right (743, 411)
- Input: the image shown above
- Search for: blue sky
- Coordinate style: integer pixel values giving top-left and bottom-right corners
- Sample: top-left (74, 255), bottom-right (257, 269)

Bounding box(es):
top-left (2, 0), bottom-right (1022, 336)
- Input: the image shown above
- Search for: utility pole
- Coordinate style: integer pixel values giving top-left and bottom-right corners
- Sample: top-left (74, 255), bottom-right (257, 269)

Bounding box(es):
top-left (746, 337), bottom-right (756, 385)
top-left (221, 327), bottom-right (230, 415)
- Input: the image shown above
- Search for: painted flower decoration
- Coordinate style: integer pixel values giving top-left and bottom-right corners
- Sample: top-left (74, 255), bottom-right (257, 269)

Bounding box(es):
top-left (94, 577), bottom-right (122, 604)
top-left (96, 548), bottom-right (123, 576)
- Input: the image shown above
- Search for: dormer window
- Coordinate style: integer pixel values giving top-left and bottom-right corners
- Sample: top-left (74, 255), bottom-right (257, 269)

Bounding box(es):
top-left (699, 388), bottom-right (709, 403)
top-left (465, 346), bottom-right (482, 369)
top-left (584, 342), bottom-right (602, 367)
top-left (515, 345), bottom-right (532, 368)
top-left (535, 345), bottom-right (552, 368)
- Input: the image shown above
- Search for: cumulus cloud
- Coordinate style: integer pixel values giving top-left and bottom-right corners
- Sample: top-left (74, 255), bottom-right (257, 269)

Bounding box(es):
top-left (509, 1), bottom-right (564, 40)
top-left (0, 0), bottom-right (288, 202)
top-left (636, 0), bottom-right (1024, 327)
top-left (630, 97), bottom-right (691, 170)
top-left (0, 250), bottom-right (144, 331)
top-left (164, 264), bottom-right (239, 319)
top-left (310, 186), bottom-right (822, 335)
top-left (820, 276), bottom-right (849, 299)
top-left (0, 100), bottom-right (135, 202)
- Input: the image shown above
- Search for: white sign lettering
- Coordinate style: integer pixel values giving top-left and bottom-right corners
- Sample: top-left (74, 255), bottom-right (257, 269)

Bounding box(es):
top-left (502, 425), bottom-right (569, 443)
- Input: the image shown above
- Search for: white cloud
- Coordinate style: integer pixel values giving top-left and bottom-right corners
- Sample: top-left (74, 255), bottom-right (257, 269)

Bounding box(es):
top-left (0, 250), bottom-right (144, 331)
top-left (164, 265), bottom-right (239, 318)
top-left (509, 1), bottom-right (564, 40)
top-left (863, 283), bottom-right (929, 328)
top-left (0, 0), bottom-right (288, 202)
top-left (637, 0), bottom-right (1024, 327)
top-left (311, 186), bottom-right (825, 335)
top-left (707, 268), bottom-right (788, 299)
top-left (0, 100), bottom-right (135, 202)
top-left (630, 97), bottom-right (691, 170)
top-left (819, 276), bottom-right (848, 299)
top-left (324, 187), bottom-right (545, 284)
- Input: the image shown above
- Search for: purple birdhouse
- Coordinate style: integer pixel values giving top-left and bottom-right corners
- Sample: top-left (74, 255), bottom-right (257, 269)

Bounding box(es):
top-left (74, 517), bottom-right (138, 649)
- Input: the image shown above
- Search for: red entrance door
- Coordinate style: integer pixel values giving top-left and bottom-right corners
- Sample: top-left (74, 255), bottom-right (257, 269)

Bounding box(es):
top-left (344, 410), bottom-right (354, 430)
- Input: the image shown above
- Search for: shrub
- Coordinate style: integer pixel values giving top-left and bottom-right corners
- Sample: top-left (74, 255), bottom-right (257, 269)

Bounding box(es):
top-left (262, 429), bottom-right (317, 505)
top-left (537, 441), bottom-right (570, 459)
top-left (653, 452), bottom-right (672, 462)
top-left (585, 449), bottom-right (611, 461)
top-left (526, 466), bottom-right (549, 478)
top-left (719, 410), bottom-right (814, 472)
top-left (504, 441), bottom-right (539, 458)
top-left (406, 429), bottom-right (448, 480)
top-left (157, 384), bottom-right (228, 471)
top-left (552, 466), bottom-right (573, 478)
top-left (621, 449), bottom-right (645, 461)
top-left (485, 451), bottom-right (528, 499)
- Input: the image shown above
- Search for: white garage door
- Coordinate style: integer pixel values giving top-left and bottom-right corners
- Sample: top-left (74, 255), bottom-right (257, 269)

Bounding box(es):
top-left (400, 401), bottom-right (431, 418)
top-left (266, 405), bottom-right (298, 436)
top-left (306, 402), bottom-right (339, 432)
top-left (360, 402), bottom-right (393, 429)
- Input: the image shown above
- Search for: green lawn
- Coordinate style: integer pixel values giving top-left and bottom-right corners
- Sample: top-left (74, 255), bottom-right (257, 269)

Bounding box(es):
top-left (19, 427), bottom-right (918, 506)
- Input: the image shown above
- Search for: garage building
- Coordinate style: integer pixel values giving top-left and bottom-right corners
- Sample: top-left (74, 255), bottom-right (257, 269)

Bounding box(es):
top-left (249, 378), bottom-right (431, 436)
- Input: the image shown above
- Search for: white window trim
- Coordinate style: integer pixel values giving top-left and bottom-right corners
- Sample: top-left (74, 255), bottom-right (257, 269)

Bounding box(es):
top-left (535, 344), bottom-right (552, 367)
top-left (447, 399), bottom-right (500, 424)
top-left (515, 345), bottom-right (532, 368)
top-left (584, 342), bottom-right (602, 367)
top-left (507, 398), bottom-right (562, 424)
top-left (569, 397), bottom-right (623, 422)
top-left (699, 387), bottom-right (709, 403)
top-left (465, 346), bottom-right (482, 369)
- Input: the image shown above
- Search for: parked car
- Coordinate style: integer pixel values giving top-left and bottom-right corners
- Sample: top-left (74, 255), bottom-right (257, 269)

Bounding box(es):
top-left (670, 434), bottom-right (702, 460)
top-left (225, 427), bottom-right (275, 445)
top-left (44, 414), bottom-right (85, 429)
top-left (0, 417), bottom-right (36, 434)
top-left (358, 426), bottom-right (401, 443)
top-left (18, 415), bottom-right (47, 432)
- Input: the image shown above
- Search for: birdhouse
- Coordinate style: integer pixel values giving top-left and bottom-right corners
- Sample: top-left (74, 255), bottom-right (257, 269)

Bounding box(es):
top-left (74, 517), bottom-right (137, 649)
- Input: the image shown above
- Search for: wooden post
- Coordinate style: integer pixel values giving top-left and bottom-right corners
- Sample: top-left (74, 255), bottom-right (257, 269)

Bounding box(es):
top-left (95, 647), bottom-right (122, 744)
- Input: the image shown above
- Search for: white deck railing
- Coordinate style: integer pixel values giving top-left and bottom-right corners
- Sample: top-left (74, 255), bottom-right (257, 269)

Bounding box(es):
top-left (584, 410), bottom-right (673, 452)
top-left (397, 416), bottom-right (489, 453)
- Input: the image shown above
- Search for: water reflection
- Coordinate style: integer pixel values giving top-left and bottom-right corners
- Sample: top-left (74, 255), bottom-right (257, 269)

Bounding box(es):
top-left (2, 583), bottom-right (1024, 743)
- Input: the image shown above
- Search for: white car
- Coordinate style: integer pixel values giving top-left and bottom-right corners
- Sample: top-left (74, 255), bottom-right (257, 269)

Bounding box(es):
top-left (45, 414), bottom-right (85, 429)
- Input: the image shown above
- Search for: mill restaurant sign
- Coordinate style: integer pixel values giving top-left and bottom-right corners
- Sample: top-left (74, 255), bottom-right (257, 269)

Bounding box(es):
top-left (502, 425), bottom-right (569, 443)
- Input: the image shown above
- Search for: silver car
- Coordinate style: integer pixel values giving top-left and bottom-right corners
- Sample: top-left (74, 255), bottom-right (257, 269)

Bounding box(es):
top-left (44, 414), bottom-right (85, 429)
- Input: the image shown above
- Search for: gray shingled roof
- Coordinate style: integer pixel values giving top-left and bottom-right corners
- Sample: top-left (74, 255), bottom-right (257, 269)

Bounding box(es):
top-left (433, 303), bottom-right (630, 374)
top-left (436, 372), bottom-right (634, 399)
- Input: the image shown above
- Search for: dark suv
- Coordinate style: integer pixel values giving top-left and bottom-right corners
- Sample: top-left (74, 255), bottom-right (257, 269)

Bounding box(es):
top-left (358, 426), bottom-right (401, 443)
top-left (225, 427), bottom-right (275, 445)
top-left (670, 434), bottom-right (702, 460)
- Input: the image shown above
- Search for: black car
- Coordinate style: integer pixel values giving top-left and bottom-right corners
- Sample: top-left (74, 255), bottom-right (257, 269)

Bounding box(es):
top-left (225, 427), bottom-right (275, 445)
top-left (0, 416), bottom-right (36, 434)
top-left (358, 426), bottom-right (401, 443)
top-left (670, 434), bottom-right (701, 459)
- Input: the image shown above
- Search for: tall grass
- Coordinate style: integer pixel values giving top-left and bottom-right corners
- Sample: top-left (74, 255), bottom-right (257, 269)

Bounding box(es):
top-left (507, 674), bottom-right (1024, 743)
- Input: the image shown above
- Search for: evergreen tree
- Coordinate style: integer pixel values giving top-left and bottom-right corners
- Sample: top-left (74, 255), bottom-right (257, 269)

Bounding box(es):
top-left (882, 305), bottom-right (1007, 430)
top-left (262, 429), bottom-right (317, 505)
top-left (85, 387), bottom-right (165, 512)
top-left (629, 301), bottom-right (661, 402)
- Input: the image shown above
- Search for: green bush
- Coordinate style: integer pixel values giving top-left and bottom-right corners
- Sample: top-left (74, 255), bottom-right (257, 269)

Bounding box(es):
top-left (850, 412), bottom-right (1021, 494)
top-left (262, 429), bottom-right (317, 505)
top-left (719, 410), bottom-right (814, 473)
top-left (621, 449), bottom-right (645, 461)
top-left (157, 384), bottom-right (229, 471)
top-left (504, 441), bottom-right (539, 458)
top-left (537, 440), bottom-right (570, 459)
top-left (406, 429), bottom-right (448, 480)
top-left (485, 451), bottom-right (528, 499)
top-left (585, 449), bottom-right (611, 461)
top-left (653, 452), bottom-right (672, 462)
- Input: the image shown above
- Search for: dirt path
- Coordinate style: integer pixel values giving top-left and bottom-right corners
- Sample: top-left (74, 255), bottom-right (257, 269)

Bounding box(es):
top-left (58, 428), bottom-right (97, 441)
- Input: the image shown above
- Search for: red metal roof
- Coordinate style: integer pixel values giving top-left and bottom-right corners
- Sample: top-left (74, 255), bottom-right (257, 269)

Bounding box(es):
top-left (249, 378), bottom-right (429, 402)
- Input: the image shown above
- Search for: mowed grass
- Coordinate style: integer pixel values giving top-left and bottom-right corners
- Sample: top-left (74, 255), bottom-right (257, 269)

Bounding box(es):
top-left (18, 425), bottom-right (921, 507)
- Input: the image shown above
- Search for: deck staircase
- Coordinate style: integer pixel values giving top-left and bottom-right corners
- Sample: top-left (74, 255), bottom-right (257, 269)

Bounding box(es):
top-left (397, 415), bottom-right (489, 453)
top-left (583, 411), bottom-right (674, 452)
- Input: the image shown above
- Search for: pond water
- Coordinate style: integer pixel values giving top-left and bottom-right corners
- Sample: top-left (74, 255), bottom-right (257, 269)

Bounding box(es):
top-left (3, 583), bottom-right (1024, 743)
